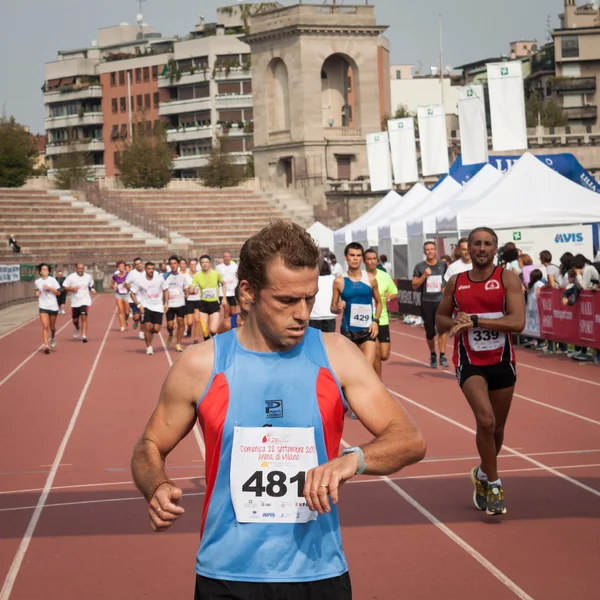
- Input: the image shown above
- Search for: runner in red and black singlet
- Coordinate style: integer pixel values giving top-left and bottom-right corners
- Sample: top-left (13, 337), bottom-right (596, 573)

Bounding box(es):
top-left (436, 227), bottom-right (525, 516)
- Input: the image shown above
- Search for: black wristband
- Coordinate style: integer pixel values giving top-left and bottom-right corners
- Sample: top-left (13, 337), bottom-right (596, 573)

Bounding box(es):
top-left (470, 315), bottom-right (479, 328)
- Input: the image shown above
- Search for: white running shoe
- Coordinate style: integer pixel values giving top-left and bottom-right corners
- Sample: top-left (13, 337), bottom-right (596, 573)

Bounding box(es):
top-left (175, 344), bottom-right (183, 352)
top-left (146, 346), bottom-right (154, 355)
top-left (82, 336), bottom-right (88, 343)
top-left (49, 338), bottom-right (57, 349)
top-left (73, 328), bottom-right (80, 338)
top-left (139, 331), bottom-right (145, 340)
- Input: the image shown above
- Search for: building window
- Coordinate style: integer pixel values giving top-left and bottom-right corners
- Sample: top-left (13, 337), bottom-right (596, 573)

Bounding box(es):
top-left (396, 70), bottom-right (401, 79)
top-left (137, 95), bottom-right (143, 108)
top-left (219, 110), bottom-right (243, 122)
top-left (120, 97), bottom-right (126, 112)
top-left (110, 73), bottom-right (117, 87)
top-left (152, 65), bottom-right (158, 80)
top-left (153, 120), bottom-right (160, 132)
top-left (562, 36), bottom-right (580, 59)
top-left (218, 82), bottom-right (241, 95)
top-left (144, 93), bottom-right (151, 109)
top-left (242, 81), bottom-right (252, 94)
top-left (111, 98), bottom-right (118, 113)
top-left (120, 124), bottom-right (128, 138)
top-left (114, 151), bottom-right (121, 168)
top-left (118, 71), bottom-right (125, 86)
top-left (143, 67), bottom-right (150, 82)
top-left (153, 92), bottom-right (159, 108)
top-left (243, 108), bottom-right (253, 121)
top-left (135, 68), bottom-right (142, 83)
top-left (111, 125), bottom-right (119, 139)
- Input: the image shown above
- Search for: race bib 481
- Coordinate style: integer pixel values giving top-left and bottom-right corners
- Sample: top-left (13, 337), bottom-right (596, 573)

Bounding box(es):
top-left (230, 427), bottom-right (319, 524)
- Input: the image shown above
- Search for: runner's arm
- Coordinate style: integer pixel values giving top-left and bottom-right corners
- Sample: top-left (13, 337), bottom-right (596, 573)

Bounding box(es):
top-left (128, 290), bottom-right (143, 311)
top-left (386, 277), bottom-right (398, 302)
top-left (131, 344), bottom-right (213, 529)
top-left (435, 275), bottom-right (460, 333)
top-left (330, 276), bottom-right (344, 314)
top-left (411, 266), bottom-right (427, 290)
top-left (371, 275), bottom-right (382, 321)
top-left (304, 335), bottom-right (426, 514)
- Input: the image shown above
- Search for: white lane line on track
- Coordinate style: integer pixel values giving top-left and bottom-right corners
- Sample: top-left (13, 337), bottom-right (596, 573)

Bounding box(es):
top-left (0, 297), bottom-right (99, 388)
top-left (0, 308), bottom-right (116, 600)
top-left (339, 440), bottom-right (535, 600)
top-left (391, 350), bottom-right (600, 427)
top-left (0, 316), bottom-right (38, 341)
top-left (389, 326), bottom-right (600, 388)
top-left (0, 318), bottom-right (72, 388)
top-left (385, 384), bottom-right (600, 499)
top-left (159, 332), bottom-right (206, 459)
top-left (0, 491), bottom-right (206, 513)
top-left (0, 474), bottom-right (206, 496)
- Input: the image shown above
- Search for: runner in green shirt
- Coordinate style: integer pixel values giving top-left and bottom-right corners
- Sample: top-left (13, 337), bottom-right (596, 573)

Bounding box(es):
top-left (192, 255), bottom-right (224, 339)
top-left (365, 249), bottom-right (398, 379)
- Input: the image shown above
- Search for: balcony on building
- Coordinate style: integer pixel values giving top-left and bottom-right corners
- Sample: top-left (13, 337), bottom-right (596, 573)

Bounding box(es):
top-left (215, 93), bottom-right (252, 110)
top-left (45, 139), bottom-right (105, 156)
top-left (325, 126), bottom-right (363, 138)
top-left (563, 105), bottom-right (598, 120)
top-left (551, 76), bottom-right (597, 93)
top-left (44, 84), bottom-right (103, 104)
top-left (172, 151), bottom-right (247, 171)
top-left (159, 97), bottom-right (212, 115)
top-left (45, 112), bottom-right (104, 130)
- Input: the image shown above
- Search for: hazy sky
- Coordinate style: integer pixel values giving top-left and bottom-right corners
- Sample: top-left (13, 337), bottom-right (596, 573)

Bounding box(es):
top-left (0, 0), bottom-right (564, 133)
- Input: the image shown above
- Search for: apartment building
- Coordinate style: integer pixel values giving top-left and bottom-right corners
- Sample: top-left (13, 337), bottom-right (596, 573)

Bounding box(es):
top-left (551, 0), bottom-right (600, 125)
top-left (158, 7), bottom-right (254, 178)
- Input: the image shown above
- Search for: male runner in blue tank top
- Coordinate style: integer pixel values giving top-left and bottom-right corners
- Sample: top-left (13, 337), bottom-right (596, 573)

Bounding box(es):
top-left (131, 221), bottom-right (426, 600)
top-left (331, 242), bottom-right (382, 369)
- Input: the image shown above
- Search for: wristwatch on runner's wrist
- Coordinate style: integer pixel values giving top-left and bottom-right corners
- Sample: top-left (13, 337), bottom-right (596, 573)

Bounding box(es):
top-left (342, 446), bottom-right (368, 474)
top-left (470, 315), bottom-right (479, 328)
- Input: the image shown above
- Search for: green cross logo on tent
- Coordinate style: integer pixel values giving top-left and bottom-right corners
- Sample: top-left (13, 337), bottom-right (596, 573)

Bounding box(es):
top-left (374, 135), bottom-right (380, 142)
top-left (467, 88), bottom-right (473, 97)
top-left (501, 67), bottom-right (509, 76)
top-left (428, 108), bottom-right (434, 115)
top-left (513, 232), bottom-right (522, 241)
top-left (398, 122), bottom-right (404, 128)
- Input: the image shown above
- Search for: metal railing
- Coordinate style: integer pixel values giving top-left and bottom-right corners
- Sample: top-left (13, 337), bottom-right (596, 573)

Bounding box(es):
top-left (77, 181), bottom-right (170, 241)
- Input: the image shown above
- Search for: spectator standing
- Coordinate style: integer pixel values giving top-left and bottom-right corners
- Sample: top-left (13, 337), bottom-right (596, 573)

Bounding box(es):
top-left (309, 261), bottom-right (337, 333)
top-left (539, 251), bottom-right (560, 288)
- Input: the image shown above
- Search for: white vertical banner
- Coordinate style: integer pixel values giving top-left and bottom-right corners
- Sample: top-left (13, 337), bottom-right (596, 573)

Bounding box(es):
top-left (417, 105), bottom-right (449, 177)
top-left (487, 61), bottom-right (528, 152)
top-left (387, 118), bottom-right (419, 184)
top-left (366, 132), bottom-right (393, 192)
top-left (457, 84), bottom-right (488, 166)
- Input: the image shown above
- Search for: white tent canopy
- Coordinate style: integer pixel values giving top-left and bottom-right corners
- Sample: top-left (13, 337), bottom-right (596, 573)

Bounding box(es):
top-left (446, 152), bottom-right (600, 233)
top-left (435, 164), bottom-right (505, 234)
top-left (306, 221), bottom-right (334, 250)
top-left (406, 176), bottom-right (463, 238)
top-left (333, 190), bottom-right (402, 259)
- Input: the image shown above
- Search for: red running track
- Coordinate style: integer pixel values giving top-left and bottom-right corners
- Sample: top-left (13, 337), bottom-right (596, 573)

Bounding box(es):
top-left (0, 295), bottom-right (599, 599)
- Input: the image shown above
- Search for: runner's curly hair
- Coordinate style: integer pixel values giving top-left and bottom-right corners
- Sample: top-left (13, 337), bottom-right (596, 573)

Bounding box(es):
top-left (238, 220), bottom-right (320, 291)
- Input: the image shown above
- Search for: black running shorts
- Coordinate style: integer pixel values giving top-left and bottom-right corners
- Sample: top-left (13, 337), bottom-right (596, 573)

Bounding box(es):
top-left (420, 301), bottom-right (440, 340)
top-left (39, 308), bottom-right (58, 316)
top-left (166, 306), bottom-right (186, 321)
top-left (377, 324), bottom-right (390, 343)
top-left (225, 295), bottom-right (238, 307)
top-left (309, 319), bottom-right (337, 333)
top-left (142, 309), bottom-right (163, 326)
top-left (129, 301), bottom-right (140, 315)
top-left (199, 301), bottom-right (220, 315)
top-left (185, 300), bottom-right (200, 315)
top-left (194, 572), bottom-right (352, 600)
top-left (71, 305), bottom-right (89, 318)
top-left (456, 362), bottom-right (517, 391)
top-left (341, 328), bottom-right (375, 346)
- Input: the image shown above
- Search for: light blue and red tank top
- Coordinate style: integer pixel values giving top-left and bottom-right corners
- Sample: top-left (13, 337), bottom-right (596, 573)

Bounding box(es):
top-left (453, 266), bottom-right (514, 368)
top-left (195, 327), bottom-right (349, 582)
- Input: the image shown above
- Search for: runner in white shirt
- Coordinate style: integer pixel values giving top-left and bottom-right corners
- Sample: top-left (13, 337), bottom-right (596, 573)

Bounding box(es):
top-left (184, 258), bottom-right (203, 343)
top-left (129, 261), bottom-right (169, 356)
top-left (34, 263), bottom-right (61, 354)
top-left (216, 252), bottom-right (239, 315)
top-left (444, 238), bottom-right (473, 282)
top-left (63, 263), bottom-right (97, 343)
top-left (125, 257), bottom-right (146, 339)
top-left (165, 255), bottom-right (192, 353)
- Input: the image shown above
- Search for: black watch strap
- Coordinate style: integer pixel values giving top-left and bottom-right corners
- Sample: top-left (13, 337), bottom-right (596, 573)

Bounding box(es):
top-left (470, 315), bottom-right (479, 328)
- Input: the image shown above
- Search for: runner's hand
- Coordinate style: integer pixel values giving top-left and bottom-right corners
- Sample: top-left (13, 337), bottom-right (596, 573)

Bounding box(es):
top-left (91, 288), bottom-right (98, 296)
top-left (424, 267), bottom-right (432, 276)
top-left (139, 305), bottom-right (145, 314)
top-left (449, 320), bottom-right (473, 337)
top-left (164, 304), bottom-right (169, 313)
top-left (384, 292), bottom-right (391, 302)
top-left (337, 300), bottom-right (346, 313)
top-left (148, 483), bottom-right (185, 532)
top-left (454, 312), bottom-right (471, 324)
top-left (369, 321), bottom-right (379, 339)
top-left (304, 453), bottom-right (359, 514)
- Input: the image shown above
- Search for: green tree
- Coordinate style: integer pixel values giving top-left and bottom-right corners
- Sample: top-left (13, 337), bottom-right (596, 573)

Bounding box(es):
top-left (199, 134), bottom-right (245, 188)
top-left (0, 117), bottom-right (38, 187)
top-left (526, 94), bottom-right (567, 127)
top-left (54, 144), bottom-right (93, 189)
top-left (118, 120), bottom-right (174, 188)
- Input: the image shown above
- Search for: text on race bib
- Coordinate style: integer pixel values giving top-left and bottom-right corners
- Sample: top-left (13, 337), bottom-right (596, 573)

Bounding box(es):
top-left (349, 304), bottom-right (372, 328)
top-left (230, 427), bottom-right (318, 524)
top-left (202, 287), bottom-right (217, 300)
top-left (426, 275), bottom-right (443, 294)
top-left (466, 312), bottom-right (505, 351)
